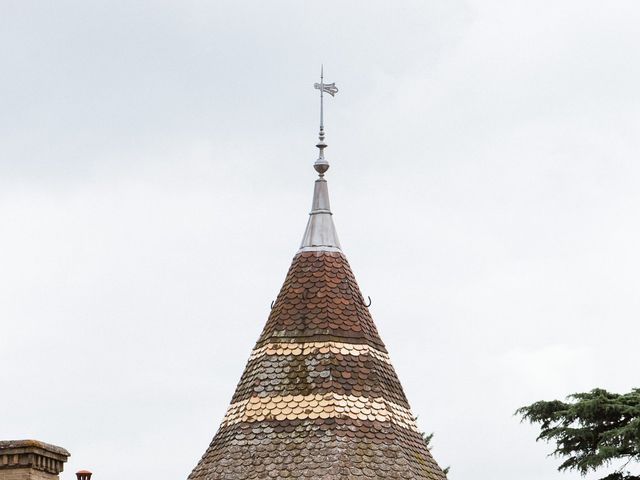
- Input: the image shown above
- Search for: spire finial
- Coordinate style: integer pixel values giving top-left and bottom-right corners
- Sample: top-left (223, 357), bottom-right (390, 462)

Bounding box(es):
top-left (313, 66), bottom-right (338, 176)
top-left (301, 68), bottom-right (341, 252)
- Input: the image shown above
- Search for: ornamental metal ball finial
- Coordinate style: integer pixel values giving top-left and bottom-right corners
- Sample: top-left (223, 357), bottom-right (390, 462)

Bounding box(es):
top-left (313, 65), bottom-right (338, 176)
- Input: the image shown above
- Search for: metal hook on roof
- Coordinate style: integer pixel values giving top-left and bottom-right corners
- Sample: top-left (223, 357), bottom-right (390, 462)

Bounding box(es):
top-left (270, 300), bottom-right (275, 310)
top-left (363, 295), bottom-right (372, 307)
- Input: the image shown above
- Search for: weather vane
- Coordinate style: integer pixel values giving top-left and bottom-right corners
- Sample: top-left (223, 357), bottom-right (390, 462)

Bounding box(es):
top-left (313, 65), bottom-right (338, 176)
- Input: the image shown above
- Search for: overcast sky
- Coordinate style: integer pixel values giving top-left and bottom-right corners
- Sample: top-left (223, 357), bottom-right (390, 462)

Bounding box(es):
top-left (1, 1), bottom-right (639, 479)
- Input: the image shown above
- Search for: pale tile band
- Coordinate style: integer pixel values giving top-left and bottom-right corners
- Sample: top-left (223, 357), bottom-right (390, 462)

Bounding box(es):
top-left (249, 341), bottom-right (391, 364)
top-left (221, 393), bottom-right (418, 432)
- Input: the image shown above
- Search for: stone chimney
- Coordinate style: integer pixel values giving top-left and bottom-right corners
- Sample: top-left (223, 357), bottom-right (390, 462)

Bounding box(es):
top-left (0, 441), bottom-right (70, 480)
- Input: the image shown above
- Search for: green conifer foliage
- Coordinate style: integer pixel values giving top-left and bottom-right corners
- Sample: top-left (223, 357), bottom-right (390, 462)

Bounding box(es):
top-left (517, 388), bottom-right (640, 480)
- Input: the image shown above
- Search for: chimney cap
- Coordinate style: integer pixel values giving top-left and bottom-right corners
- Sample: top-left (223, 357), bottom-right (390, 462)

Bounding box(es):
top-left (0, 440), bottom-right (70, 458)
top-left (76, 471), bottom-right (92, 474)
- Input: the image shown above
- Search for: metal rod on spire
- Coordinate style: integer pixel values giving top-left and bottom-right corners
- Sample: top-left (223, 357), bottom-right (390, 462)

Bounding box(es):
top-left (319, 64), bottom-right (324, 132)
top-left (313, 67), bottom-right (338, 177)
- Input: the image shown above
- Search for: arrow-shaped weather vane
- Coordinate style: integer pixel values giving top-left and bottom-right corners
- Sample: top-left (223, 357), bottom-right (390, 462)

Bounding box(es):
top-left (313, 66), bottom-right (338, 176)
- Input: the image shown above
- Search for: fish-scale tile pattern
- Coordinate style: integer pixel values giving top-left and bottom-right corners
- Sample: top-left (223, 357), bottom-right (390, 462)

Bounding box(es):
top-left (250, 342), bottom-right (391, 363)
top-left (230, 348), bottom-right (411, 408)
top-left (190, 418), bottom-right (445, 480)
top-left (258, 251), bottom-right (385, 349)
top-left (221, 393), bottom-right (417, 430)
top-left (189, 250), bottom-right (447, 480)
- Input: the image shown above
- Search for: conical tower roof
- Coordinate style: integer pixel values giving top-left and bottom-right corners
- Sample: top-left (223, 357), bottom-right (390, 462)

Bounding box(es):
top-left (188, 74), bottom-right (447, 480)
